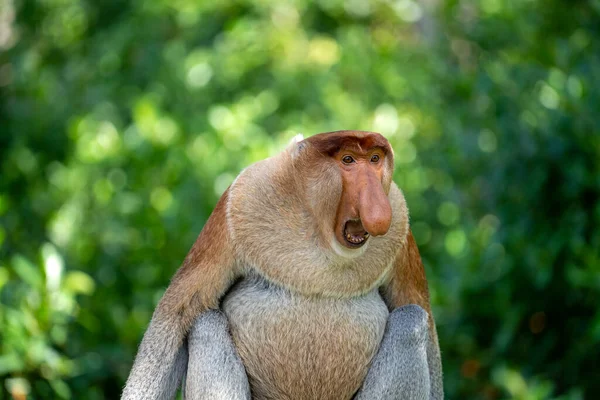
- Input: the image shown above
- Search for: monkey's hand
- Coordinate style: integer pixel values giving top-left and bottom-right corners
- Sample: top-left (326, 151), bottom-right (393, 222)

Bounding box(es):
top-left (354, 304), bottom-right (442, 400)
top-left (184, 310), bottom-right (251, 400)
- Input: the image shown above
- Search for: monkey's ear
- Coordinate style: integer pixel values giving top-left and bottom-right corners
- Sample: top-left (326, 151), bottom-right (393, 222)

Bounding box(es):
top-left (287, 133), bottom-right (307, 160)
top-left (382, 230), bottom-right (431, 314)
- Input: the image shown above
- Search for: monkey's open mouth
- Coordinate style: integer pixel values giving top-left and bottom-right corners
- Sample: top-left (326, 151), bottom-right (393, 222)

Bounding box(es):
top-left (343, 219), bottom-right (370, 248)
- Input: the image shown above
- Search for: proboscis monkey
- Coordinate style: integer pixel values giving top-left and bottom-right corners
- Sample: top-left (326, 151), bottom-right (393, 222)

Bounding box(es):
top-left (122, 131), bottom-right (443, 400)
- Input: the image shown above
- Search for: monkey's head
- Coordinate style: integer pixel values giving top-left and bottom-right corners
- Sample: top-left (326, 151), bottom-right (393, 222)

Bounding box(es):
top-left (228, 131), bottom-right (409, 298)
top-left (300, 131), bottom-right (395, 256)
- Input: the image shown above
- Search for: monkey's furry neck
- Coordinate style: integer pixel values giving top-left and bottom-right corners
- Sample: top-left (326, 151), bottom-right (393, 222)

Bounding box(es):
top-left (226, 146), bottom-right (409, 298)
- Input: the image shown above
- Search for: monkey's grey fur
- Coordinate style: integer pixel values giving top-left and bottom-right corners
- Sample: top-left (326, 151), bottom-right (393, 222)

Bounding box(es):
top-left (221, 274), bottom-right (389, 399)
top-left (184, 311), bottom-right (251, 400)
top-left (182, 304), bottom-right (441, 400)
top-left (122, 317), bottom-right (188, 399)
top-left (354, 305), bottom-right (435, 399)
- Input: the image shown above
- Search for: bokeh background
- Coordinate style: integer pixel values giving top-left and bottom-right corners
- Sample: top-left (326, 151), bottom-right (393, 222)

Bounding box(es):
top-left (1, 0), bottom-right (599, 398)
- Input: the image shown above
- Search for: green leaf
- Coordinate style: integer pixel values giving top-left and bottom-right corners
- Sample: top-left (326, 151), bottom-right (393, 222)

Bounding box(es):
top-left (63, 271), bottom-right (96, 295)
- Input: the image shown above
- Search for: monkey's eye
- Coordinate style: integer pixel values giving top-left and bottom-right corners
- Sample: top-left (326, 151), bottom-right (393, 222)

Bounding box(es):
top-left (371, 154), bottom-right (380, 163)
top-left (342, 155), bottom-right (355, 164)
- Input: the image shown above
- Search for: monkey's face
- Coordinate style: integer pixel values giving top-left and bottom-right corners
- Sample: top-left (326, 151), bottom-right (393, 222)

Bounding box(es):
top-left (333, 146), bottom-right (392, 250)
top-left (302, 131), bottom-right (395, 257)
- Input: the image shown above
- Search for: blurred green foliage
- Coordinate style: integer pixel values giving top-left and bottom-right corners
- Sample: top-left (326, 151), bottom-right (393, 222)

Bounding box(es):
top-left (1, 0), bottom-right (599, 398)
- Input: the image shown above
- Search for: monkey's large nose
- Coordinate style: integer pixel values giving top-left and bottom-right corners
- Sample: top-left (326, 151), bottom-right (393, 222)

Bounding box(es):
top-left (361, 203), bottom-right (392, 236)
top-left (358, 176), bottom-right (392, 237)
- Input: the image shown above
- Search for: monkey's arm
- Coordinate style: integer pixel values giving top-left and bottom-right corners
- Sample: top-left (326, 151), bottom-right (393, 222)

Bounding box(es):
top-left (122, 190), bottom-right (240, 400)
top-left (362, 230), bottom-right (443, 400)
top-left (354, 304), bottom-right (430, 399)
top-left (184, 310), bottom-right (250, 400)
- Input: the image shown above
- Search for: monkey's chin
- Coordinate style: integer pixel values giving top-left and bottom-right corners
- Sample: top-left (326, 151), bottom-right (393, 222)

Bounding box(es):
top-left (330, 237), bottom-right (368, 259)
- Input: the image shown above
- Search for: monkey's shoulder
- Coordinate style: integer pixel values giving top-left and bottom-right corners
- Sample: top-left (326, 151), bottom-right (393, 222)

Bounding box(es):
top-left (221, 273), bottom-right (389, 400)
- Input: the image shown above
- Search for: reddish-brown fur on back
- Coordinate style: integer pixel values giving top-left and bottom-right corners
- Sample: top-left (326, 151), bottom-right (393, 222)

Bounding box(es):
top-left (384, 231), bottom-right (431, 314)
top-left (383, 230), bottom-right (438, 345)
top-left (158, 189), bottom-right (239, 325)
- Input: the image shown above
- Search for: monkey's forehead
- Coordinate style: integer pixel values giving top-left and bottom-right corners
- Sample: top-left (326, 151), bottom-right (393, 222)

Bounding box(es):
top-left (305, 130), bottom-right (391, 156)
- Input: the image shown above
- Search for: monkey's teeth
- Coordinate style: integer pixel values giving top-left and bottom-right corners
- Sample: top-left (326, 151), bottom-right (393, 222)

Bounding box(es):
top-left (344, 228), bottom-right (368, 246)
top-left (346, 234), bottom-right (365, 244)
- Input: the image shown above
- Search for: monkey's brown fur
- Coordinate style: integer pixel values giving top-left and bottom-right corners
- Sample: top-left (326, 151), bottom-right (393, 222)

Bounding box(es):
top-left (123, 130), bottom-right (438, 400)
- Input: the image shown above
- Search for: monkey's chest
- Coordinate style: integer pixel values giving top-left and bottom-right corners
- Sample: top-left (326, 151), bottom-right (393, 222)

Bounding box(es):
top-left (222, 276), bottom-right (389, 400)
